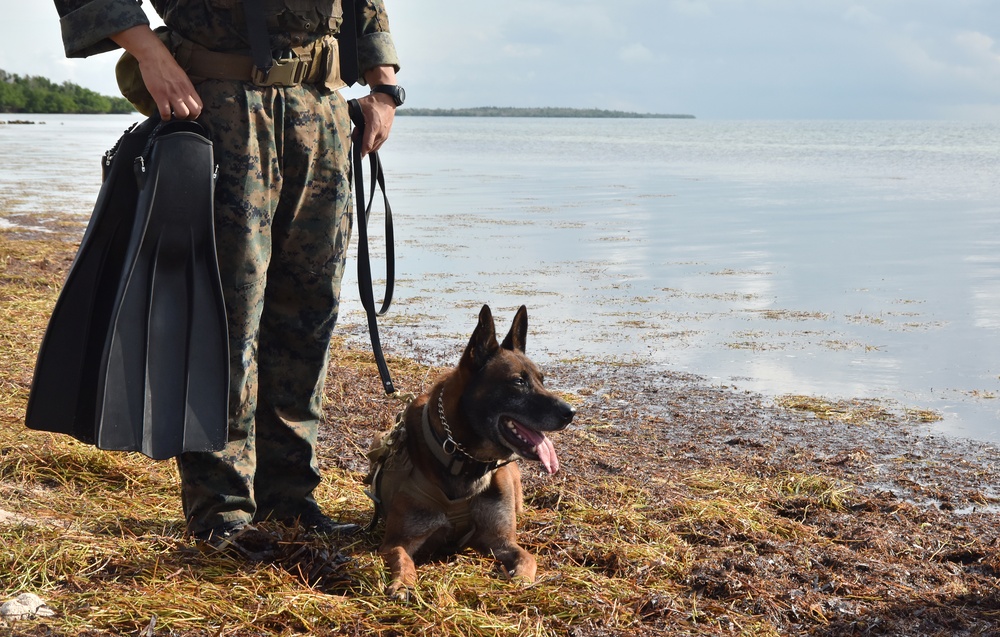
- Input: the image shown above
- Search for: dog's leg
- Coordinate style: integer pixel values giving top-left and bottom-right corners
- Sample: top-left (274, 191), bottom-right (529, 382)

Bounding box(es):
top-left (470, 506), bottom-right (537, 582)
top-left (379, 512), bottom-right (443, 600)
top-left (379, 542), bottom-right (420, 601)
top-left (512, 468), bottom-right (524, 515)
top-left (471, 514), bottom-right (538, 582)
top-left (470, 467), bottom-right (537, 582)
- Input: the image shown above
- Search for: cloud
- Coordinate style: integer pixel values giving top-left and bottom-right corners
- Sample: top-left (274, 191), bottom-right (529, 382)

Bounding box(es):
top-left (501, 43), bottom-right (545, 59)
top-left (955, 31), bottom-right (1000, 71)
top-left (8, 0), bottom-right (1000, 119)
top-left (618, 43), bottom-right (655, 64)
top-left (505, 1), bottom-right (624, 44)
top-left (669, 0), bottom-right (713, 18)
top-left (952, 31), bottom-right (1000, 95)
top-left (887, 27), bottom-right (1000, 100)
top-left (843, 5), bottom-right (881, 27)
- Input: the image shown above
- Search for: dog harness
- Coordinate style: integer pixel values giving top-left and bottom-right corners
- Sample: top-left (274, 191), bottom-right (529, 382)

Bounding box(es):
top-left (364, 395), bottom-right (513, 547)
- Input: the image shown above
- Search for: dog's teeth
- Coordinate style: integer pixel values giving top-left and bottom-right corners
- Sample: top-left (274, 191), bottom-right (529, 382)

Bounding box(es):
top-left (506, 421), bottom-right (527, 443)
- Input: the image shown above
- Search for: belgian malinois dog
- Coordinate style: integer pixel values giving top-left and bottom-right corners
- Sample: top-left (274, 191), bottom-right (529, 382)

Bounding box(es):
top-left (364, 304), bottom-right (575, 599)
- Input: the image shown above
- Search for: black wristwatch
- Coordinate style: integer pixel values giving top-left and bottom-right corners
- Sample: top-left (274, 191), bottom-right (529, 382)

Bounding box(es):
top-left (370, 84), bottom-right (405, 107)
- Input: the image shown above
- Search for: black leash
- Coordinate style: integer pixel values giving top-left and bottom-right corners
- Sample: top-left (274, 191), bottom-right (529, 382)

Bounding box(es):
top-left (348, 99), bottom-right (396, 394)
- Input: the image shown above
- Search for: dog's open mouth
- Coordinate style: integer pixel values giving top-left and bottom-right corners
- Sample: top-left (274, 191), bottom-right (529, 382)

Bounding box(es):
top-left (500, 417), bottom-right (559, 474)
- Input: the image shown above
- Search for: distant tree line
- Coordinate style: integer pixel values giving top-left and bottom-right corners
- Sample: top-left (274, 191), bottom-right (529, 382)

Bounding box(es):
top-left (0, 70), bottom-right (134, 114)
top-left (398, 106), bottom-right (695, 119)
top-left (0, 69), bottom-right (696, 119)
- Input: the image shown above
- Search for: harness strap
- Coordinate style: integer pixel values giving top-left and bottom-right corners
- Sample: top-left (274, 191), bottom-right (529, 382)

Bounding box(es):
top-left (242, 0), bottom-right (273, 75)
top-left (365, 437), bottom-right (478, 545)
top-left (403, 470), bottom-right (477, 546)
top-left (339, 0), bottom-right (361, 86)
top-left (348, 99), bottom-right (396, 394)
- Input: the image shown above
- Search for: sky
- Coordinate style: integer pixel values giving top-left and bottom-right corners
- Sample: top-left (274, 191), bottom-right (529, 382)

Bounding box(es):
top-left (4, 0), bottom-right (1000, 120)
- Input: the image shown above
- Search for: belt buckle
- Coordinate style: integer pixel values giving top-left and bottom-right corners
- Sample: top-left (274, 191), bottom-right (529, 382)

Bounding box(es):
top-left (251, 57), bottom-right (306, 86)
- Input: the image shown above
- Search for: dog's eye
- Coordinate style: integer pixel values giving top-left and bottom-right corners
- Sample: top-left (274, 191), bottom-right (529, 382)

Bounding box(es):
top-left (511, 376), bottom-right (527, 387)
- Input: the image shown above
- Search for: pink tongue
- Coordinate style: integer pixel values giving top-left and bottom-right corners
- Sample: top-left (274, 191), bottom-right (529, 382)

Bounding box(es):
top-left (513, 422), bottom-right (560, 474)
top-left (535, 435), bottom-right (559, 475)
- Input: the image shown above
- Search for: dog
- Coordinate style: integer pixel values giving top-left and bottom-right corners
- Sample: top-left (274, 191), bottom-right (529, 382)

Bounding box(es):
top-left (364, 304), bottom-right (575, 599)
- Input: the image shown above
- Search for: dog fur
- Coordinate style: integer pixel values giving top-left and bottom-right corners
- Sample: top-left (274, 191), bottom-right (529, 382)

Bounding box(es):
top-left (364, 304), bottom-right (575, 599)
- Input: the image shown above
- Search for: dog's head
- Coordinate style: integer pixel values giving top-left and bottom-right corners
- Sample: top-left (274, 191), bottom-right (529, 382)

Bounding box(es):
top-left (453, 304), bottom-right (575, 474)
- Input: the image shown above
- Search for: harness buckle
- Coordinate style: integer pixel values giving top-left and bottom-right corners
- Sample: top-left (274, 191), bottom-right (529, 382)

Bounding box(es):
top-left (251, 57), bottom-right (309, 86)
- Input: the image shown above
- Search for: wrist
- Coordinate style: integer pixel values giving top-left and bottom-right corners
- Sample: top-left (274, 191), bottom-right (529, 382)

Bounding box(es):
top-left (111, 25), bottom-right (165, 60)
top-left (370, 84), bottom-right (405, 107)
top-left (363, 65), bottom-right (397, 87)
top-left (369, 91), bottom-right (397, 108)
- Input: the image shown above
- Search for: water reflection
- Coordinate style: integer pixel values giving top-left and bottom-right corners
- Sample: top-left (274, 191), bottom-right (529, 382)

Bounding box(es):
top-left (350, 118), bottom-right (1000, 444)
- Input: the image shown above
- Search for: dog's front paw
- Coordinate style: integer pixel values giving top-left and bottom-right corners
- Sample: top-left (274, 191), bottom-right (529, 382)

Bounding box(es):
top-left (386, 581), bottom-right (415, 602)
top-left (507, 568), bottom-right (537, 585)
top-left (503, 552), bottom-right (537, 584)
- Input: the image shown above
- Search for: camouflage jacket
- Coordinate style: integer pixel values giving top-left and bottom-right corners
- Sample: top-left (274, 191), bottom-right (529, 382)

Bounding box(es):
top-left (54, 0), bottom-right (398, 80)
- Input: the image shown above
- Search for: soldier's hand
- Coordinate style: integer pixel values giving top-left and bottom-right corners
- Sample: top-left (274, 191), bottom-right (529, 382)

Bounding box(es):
top-left (112, 25), bottom-right (203, 121)
top-left (357, 92), bottom-right (396, 156)
top-left (358, 65), bottom-right (399, 156)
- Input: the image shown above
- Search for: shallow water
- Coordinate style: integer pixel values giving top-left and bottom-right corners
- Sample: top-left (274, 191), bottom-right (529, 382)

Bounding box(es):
top-left (2, 114), bottom-right (998, 443)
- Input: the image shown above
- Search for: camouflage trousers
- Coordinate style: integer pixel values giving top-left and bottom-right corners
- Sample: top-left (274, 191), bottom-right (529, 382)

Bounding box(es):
top-left (176, 80), bottom-right (353, 535)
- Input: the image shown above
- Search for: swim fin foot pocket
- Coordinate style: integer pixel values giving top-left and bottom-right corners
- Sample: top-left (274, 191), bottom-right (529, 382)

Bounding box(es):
top-left (25, 117), bottom-right (229, 460)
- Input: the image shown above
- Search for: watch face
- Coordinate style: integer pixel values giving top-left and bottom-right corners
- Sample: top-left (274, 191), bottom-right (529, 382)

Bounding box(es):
top-left (395, 86), bottom-right (406, 106)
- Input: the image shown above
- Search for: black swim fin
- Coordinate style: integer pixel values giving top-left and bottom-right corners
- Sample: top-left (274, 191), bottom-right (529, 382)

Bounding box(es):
top-left (24, 117), bottom-right (158, 446)
top-left (25, 118), bottom-right (229, 460)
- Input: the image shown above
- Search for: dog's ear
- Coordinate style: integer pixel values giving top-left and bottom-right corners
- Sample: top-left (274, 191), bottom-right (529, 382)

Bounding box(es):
top-left (461, 304), bottom-right (499, 371)
top-left (501, 305), bottom-right (528, 353)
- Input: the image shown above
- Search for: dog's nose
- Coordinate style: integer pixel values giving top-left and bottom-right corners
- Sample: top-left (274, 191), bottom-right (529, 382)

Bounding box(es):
top-left (558, 402), bottom-right (576, 427)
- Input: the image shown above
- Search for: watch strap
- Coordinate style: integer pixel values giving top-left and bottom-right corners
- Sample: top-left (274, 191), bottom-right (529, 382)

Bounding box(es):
top-left (370, 84), bottom-right (404, 106)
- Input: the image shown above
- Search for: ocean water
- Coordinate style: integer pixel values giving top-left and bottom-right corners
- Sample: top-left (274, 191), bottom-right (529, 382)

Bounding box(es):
top-left (2, 114), bottom-right (998, 443)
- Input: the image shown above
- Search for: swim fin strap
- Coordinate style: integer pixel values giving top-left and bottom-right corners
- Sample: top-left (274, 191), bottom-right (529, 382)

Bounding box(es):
top-left (25, 118), bottom-right (229, 460)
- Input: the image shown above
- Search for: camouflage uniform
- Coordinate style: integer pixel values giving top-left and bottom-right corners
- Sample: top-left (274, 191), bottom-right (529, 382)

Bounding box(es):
top-left (54, 0), bottom-right (400, 534)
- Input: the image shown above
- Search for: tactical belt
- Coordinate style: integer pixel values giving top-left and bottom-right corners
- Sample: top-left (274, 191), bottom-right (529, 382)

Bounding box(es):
top-left (172, 35), bottom-right (345, 89)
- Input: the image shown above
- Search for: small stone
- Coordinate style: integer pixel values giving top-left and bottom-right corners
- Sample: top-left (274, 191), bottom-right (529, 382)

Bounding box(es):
top-left (0, 593), bottom-right (55, 619)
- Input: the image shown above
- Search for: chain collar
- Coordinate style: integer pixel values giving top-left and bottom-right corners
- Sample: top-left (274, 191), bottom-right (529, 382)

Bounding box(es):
top-left (423, 389), bottom-right (515, 476)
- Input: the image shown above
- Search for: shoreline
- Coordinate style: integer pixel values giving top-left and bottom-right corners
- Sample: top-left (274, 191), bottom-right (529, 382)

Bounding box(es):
top-left (341, 314), bottom-right (1000, 516)
top-left (3, 115), bottom-right (999, 446)
top-left (395, 106), bottom-right (696, 118)
top-left (3, 218), bottom-right (998, 513)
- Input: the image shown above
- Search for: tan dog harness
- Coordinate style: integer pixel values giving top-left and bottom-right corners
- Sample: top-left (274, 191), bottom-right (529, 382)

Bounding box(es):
top-left (364, 403), bottom-right (498, 547)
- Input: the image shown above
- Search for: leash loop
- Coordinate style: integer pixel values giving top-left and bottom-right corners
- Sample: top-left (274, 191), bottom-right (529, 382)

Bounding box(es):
top-left (348, 98), bottom-right (396, 394)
